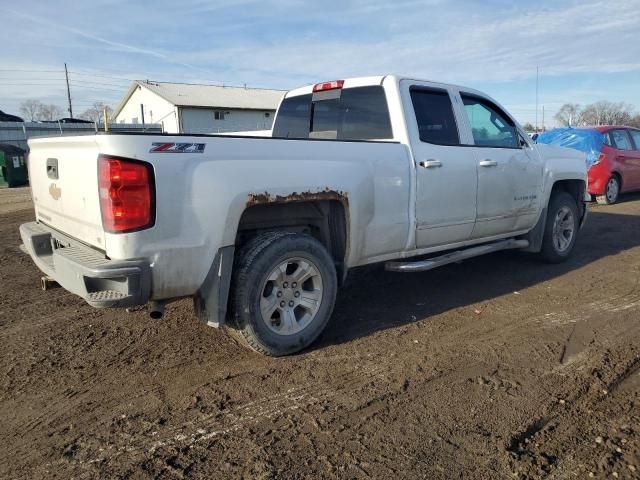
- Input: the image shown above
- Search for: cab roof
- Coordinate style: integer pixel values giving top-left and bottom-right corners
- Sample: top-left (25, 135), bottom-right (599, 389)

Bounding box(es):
top-left (284, 75), bottom-right (487, 99)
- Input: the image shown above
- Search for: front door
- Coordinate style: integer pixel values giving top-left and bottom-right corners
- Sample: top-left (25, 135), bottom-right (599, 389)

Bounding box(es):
top-left (403, 82), bottom-right (478, 248)
top-left (459, 93), bottom-right (542, 238)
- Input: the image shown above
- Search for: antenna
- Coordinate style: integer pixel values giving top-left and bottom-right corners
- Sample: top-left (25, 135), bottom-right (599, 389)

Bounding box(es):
top-left (535, 66), bottom-right (539, 132)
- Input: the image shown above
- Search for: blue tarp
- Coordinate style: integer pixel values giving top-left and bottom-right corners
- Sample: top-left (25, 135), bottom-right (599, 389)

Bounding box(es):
top-left (536, 128), bottom-right (603, 166)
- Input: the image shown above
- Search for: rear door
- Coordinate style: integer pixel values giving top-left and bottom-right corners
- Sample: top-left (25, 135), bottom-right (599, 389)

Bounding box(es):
top-left (609, 129), bottom-right (637, 191)
top-left (457, 92), bottom-right (542, 239)
top-left (402, 81), bottom-right (477, 248)
top-left (624, 129), bottom-right (640, 190)
top-left (27, 136), bottom-right (106, 249)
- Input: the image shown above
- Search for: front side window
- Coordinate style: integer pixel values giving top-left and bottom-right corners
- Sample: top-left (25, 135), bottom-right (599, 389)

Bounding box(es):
top-left (628, 129), bottom-right (640, 151)
top-left (409, 88), bottom-right (460, 145)
top-left (461, 94), bottom-right (518, 148)
top-left (272, 86), bottom-right (392, 140)
top-left (611, 129), bottom-right (633, 150)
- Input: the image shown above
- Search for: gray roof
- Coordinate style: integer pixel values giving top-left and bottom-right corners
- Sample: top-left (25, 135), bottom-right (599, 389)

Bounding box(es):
top-left (113, 81), bottom-right (285, 118)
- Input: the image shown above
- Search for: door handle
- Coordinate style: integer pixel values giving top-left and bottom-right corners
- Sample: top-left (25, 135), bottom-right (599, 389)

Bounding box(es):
top-left (419, 159), bottom-right (442, 168)
top-left (479, 159), bottom-right (498, 167)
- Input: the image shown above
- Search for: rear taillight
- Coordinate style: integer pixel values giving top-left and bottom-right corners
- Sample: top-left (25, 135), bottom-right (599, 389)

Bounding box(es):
top-left (586, 151), bottom-right (606, 168)
top-left (312, 80), bottom-right (344, 92)
top-left (98, 155), bottom-right (154, 233)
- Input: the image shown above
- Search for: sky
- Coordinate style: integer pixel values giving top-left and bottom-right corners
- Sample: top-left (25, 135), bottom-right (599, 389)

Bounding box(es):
top-left (1, 0), bottom-right (639, 126)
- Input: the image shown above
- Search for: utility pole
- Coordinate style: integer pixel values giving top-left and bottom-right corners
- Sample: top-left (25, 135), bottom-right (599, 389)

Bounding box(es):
top-left (542, 106), bottom-right (545, 132)
top-left (64, 63), bottom-right (73, 118)
top-left (535, 66), bottom-right (539, 132)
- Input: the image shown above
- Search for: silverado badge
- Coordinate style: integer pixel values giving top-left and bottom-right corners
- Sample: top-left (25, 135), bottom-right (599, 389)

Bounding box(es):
top-left (150, 142), bottom-right (205, 153)
top-left (49, 183), bottom-right (61, 200)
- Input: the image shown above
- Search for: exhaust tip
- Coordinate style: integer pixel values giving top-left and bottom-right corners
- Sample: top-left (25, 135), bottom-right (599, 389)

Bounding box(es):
top-left (149, 301), bottom-right (165, 320)
top-left (41, 276), bottom-right (59, 291)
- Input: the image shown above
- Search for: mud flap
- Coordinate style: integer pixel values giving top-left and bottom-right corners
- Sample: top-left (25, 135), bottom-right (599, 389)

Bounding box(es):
top-left (521, 208), bottom-right (547, 253)
top-left (193, 246), bottom-right (235, 328)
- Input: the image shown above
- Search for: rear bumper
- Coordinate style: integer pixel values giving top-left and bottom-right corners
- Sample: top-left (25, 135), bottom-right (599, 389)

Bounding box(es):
top-left (587, 165), bottom-right (609, 195)
top-left (19, 222), bottom-right (151, 308)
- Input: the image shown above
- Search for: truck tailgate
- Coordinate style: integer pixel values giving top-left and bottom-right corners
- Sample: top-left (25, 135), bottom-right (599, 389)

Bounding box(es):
top-left (28, 135), bottom-right (105, 250)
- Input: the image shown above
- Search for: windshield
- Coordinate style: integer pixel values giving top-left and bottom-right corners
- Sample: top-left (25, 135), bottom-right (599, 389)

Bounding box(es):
top-left (536, 128), bottom-right (603, 166)
top-left (272, 86), bottom-right (393, 141)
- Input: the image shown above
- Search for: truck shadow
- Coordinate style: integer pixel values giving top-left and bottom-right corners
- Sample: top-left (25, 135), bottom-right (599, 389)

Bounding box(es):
top-left (317, 207), bottom-right (640, 349)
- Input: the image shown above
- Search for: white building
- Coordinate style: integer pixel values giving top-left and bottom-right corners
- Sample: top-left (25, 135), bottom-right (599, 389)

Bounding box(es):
top-left (112, 81), bottom-right (285, 134)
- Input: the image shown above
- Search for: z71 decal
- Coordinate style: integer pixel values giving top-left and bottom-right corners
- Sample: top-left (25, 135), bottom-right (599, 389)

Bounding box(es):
top-left (150, 142), bottom-right (206, 153)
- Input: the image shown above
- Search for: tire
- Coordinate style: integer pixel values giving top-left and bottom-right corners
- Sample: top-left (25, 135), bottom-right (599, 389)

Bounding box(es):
top-left (596, 175), bottom-right (620, 205)
top-left (230, 231), bottom-right (337, 356)
top-left (540, 191), bottom-right (580, 263)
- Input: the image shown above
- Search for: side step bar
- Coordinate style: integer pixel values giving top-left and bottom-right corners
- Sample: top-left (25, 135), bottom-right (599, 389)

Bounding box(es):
top-left (385, 239), bottom-right (529, 273)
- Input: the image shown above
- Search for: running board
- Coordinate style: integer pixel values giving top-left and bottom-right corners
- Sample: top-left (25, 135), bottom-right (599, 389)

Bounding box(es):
top-left (385, 239), bottom-right (529, 273)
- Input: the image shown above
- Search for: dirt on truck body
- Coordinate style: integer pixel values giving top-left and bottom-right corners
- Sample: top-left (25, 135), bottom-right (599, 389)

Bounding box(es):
top-left (1, 187), bottom-right (639, 479)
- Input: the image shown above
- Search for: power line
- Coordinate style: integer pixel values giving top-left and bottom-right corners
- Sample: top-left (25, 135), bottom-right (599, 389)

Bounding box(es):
top-left (68, 83), bottom-right (125, 92)
top-left (0, 82), bottom-right (70, 86)
top-left (0, 77), bottom-right (128, 87)
top-left (69, 70), bottom-right (136, 82)
top-left (0, 68), bottom-right (63, 73)
top-left (69, 79), bottom-right (129, 88)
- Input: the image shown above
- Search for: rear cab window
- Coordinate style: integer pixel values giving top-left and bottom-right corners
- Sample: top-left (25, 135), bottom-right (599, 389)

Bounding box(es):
top-left (272, 86), bottom-right (393, 141)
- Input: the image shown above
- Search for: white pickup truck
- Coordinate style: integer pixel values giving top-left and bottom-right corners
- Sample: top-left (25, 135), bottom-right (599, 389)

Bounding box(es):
top-left (21, 75), bottom-right (588, 356)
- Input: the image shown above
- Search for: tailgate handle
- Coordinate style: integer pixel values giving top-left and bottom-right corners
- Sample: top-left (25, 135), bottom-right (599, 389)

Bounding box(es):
top-left (46, 158), bottom-right (59, 179)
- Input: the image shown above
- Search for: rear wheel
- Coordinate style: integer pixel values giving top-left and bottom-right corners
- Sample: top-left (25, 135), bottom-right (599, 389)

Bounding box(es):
top-left (596, 175), bottom-right (620, 205)
top-left (230, 231), bottom-right (337, 356)
top-left (540, 191), bottom-right (579, 263)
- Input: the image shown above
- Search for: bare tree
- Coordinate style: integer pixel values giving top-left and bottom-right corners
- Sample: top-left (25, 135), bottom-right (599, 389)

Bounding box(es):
top-left (19, 99), bottom-right (43, 121)
top-left (37, 104), bottom-right (64, 121)
top-left (555, 101), bottom-right (637, 127)
top-left (581, 101), bottom-right (634, 126)
top-left (554, 103), bottom-right (581, 126)
top-left (79, 102), bottom-right (113, 123)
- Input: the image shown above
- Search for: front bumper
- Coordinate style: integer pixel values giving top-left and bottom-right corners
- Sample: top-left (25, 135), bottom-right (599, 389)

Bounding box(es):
top-left (19, 222), bottom-right (150, 308)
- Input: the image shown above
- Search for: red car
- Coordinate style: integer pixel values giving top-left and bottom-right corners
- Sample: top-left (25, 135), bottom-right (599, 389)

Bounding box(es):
top-left (537, 126), bottom-right (640, 204)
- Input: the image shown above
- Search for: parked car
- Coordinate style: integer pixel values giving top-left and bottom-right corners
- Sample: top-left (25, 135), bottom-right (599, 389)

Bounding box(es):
top-left (537, 126), bottom-right (640, 204)
top-left (0, 109), bottom-right (24, 122)
top-left (19, 75), bottom-right (588, 356)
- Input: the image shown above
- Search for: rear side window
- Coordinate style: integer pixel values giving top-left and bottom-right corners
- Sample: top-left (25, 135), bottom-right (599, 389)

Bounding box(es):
top-left (603, 132), bottom-right (613, 147)
top-left (461, 94), bottom-right (518, 148)
top-left (629, 129), bottom-right (640, 151)
top-left (272, 86), bottom-right (393, 140)
top-left (611, 129), bottom-right (633, 151)
top-left (409, 88), bottom-right (460, 145)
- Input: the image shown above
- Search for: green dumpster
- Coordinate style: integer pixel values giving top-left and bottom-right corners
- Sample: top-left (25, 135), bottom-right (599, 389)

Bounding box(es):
top-left (0, 144), bottom-right (28, 188)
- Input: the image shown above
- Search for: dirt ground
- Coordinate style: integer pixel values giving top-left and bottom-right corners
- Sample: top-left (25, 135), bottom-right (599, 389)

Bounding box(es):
top-left (1, 187), bottom-right (639, 480)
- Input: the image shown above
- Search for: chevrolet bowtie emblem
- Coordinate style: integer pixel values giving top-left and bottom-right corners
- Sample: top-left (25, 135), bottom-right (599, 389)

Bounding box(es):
top-left (49, 183), bottom-right (61, 200)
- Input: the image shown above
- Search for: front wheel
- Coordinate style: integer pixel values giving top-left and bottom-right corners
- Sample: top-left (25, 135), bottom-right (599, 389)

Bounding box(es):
top-left (230, 231), bottom-right (337, 356)
top-left (540, 191), bottom-right (579, 263)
